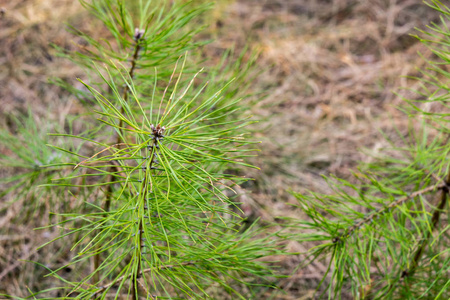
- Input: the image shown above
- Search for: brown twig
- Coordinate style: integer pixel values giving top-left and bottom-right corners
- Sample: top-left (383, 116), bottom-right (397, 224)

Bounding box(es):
top-left (93, 29), bottom-right (145, 283)
top-left (334, 181), bottom-right (448, 243)
top-left (104, 29), bottom-right (144, 214)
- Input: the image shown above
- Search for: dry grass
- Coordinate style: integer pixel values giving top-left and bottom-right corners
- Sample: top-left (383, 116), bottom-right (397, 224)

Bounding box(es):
top-left (0, 0), bottom-right (442, 298)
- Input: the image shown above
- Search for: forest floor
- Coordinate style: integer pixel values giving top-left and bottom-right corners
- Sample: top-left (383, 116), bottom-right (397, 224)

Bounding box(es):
top-left (0, 0), bottom-right (441, 299)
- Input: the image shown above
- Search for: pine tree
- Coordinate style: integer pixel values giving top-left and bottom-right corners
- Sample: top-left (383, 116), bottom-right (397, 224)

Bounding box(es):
top-left (2, 1), bottom-right (280, 299)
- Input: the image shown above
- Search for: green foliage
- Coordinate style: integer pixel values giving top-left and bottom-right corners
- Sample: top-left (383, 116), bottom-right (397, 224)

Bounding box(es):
top-left (0, 0), bottom-right (280, 299)
top-left (288, 1), bottom-right (450, 299)
top-left (0, 112), bottom-right (73, 223)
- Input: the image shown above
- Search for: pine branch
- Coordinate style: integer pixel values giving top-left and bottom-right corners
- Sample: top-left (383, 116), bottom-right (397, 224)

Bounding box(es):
top-left (333, 181), bottom-right (448, 243)
top-left (22, 2), bottom-right (275, 299)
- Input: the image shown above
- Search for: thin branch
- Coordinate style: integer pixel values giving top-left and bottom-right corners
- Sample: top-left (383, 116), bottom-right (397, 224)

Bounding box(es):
top-left (117, 28), bottom-right (144, 137)
top-left (94, 29), bottom-right (145, 283)
top-left (105, 30), bottom-right (145, 211)
top-left (137, 279), bottom-right (153, 299)
top-left (334, 181), bottom-right (447, 242)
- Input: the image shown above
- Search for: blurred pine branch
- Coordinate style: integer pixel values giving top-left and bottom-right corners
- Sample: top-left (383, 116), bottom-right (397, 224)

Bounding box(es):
top-left (287, 1), bottom-right (450, 299)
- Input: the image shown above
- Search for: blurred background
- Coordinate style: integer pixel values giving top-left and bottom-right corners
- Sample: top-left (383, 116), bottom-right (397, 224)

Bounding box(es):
top-left (0, 0), bottom-right (441, 298)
